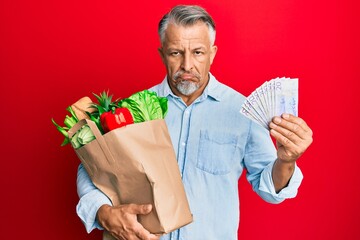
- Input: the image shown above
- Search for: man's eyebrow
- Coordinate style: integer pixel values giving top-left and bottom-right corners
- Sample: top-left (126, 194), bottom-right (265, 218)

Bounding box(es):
top-left (193, 46), bottom-right (206, 51)
top-left (165, 45), bottom-right (207, 52)
top-left (166, 47), bottom-right (182, 52)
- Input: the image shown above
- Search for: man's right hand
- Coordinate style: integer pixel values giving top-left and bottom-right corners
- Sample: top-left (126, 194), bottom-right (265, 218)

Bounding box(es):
top-left (97, 203), bottom-right (160, 240)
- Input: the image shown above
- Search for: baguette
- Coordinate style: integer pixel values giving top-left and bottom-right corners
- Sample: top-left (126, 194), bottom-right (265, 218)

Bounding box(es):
top-left (71, 96), bottom-right (95, 120)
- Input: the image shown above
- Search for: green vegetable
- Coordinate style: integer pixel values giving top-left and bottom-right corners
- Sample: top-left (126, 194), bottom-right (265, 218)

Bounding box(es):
top-left (52, 106), bottom-right (79, 146)
top-left (66, 106), bottom-right (79, 122)
top-left (64, 115), bottom-right (77, 129)
top-left (51, 118), bottom-right (70, 146)
top-left (70, 125), bottom-right (95, 149)
top-left (70, 130), bottom-right (81, 149)
top-left (52, 90), bottom-right (168, 148)
top-left (89, 90), bottom-right (119, 134)
top-left (119, 90), bottom-right (168, 123)
top-left (77, 125), bottom-right (96, 145)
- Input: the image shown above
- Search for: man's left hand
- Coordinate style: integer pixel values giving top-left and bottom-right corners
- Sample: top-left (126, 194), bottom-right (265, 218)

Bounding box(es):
top-left (269, 114), bottom-right (313, 163)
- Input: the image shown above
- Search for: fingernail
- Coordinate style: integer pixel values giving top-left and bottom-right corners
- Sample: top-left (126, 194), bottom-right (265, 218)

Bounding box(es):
top-left (269, 122), bottom-right (276, 129)
top-left (282, 113), bottom-right (290, 119)
top-left (273, 117), bottom-right (281, 124)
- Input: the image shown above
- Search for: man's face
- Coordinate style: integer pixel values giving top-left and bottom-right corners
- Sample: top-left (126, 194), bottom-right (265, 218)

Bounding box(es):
top-left (159, 21), bottom-right (217, 100)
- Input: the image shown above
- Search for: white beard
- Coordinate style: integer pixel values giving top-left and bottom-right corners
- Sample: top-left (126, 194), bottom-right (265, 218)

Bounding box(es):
top-left (176, 80), bottom-right (199, 96)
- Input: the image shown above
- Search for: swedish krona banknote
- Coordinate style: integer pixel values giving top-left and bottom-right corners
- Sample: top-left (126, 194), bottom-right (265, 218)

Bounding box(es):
top-left (240, 77), bottom-right (298, 129)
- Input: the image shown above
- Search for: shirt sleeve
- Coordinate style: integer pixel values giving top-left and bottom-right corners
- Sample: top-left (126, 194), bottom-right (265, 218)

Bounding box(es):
top-left (258, 161), bottom-right (303, 203)
top-left (76, 164), bottom-right (112, 233)
top-left (244, 121), bottom-right (303, 204)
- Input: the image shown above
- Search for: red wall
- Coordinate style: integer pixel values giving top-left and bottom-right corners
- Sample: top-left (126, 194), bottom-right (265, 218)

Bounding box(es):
top-left (1, 0), bottom-right (359, 239)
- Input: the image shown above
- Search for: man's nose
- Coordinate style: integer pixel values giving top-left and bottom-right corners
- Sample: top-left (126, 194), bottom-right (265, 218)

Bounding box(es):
top-left (181, 53), bottom-right (194, 71)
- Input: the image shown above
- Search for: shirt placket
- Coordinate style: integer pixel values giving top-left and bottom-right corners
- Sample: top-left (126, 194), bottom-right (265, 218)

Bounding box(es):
top-left (177, 106), bottom-right (192, 176)
top-left (170, 102), bottom-right (192, 240)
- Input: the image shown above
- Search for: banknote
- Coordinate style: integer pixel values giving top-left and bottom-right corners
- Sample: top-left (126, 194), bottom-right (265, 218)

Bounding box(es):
top-left (275, 77), bottom-right (298, 116)
top-left (240, 77), bottom-right (298, 129)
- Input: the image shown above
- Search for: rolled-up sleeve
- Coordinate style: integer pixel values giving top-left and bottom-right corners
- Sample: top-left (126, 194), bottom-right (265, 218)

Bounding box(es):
top-left (258, 161), bottom-right (303, 203)
top-left (76, 164), bottom-right (112, 233)
top-left (244, 121), bottom-right (303, 204)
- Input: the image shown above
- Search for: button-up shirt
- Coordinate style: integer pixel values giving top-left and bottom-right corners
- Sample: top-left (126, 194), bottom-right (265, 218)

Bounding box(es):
top-left (76, 73), bottom-right (303, 240)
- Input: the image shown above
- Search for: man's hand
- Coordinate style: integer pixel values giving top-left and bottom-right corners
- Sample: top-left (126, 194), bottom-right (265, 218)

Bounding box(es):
top-left (97, 203), bottom-right (160, 240)
top-left (270, 113), bottom-right (313, 162)
top-left (269, 113), bottom-right (313, 191)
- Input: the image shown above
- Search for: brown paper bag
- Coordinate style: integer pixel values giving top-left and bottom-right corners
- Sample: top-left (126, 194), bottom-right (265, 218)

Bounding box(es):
top-left (69, 119), bottom-right (193, 238)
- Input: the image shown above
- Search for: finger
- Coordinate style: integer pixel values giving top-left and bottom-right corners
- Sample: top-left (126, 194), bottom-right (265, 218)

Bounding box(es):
top-left (270, 128), bottom-right (303, 161)
top-left (150, 234), bottom-right (161, 240)
top-left (125, 204), bottom-right (152, 215)
top-left (269, 120), bottom-right (303, 145)
top-left (270, 119), bottom-right (312, 151)
top-left (132, 224), bottom-right (161, 240)
top-left (270, 128), bottom-right (297, 149)
top-left (281, 114), bottom-right (313, 135)
top-left (133, 223), bottom-right (156, 240)
top-left (271, 115), bottom-right (311, 141)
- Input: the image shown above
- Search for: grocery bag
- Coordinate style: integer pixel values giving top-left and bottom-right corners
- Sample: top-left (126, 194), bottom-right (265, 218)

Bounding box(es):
top-left (68, 119), bottom-right (193, 238)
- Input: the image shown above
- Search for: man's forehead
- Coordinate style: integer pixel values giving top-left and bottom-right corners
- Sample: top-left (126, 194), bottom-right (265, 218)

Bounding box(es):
top-left (165, 21), bottom-right (209, 33)
top-left (163, 22), bottom-right (211, 46)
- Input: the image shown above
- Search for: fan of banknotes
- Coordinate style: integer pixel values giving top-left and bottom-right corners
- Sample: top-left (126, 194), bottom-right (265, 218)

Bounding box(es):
top-left (240, 77), bottom-right (298, 130)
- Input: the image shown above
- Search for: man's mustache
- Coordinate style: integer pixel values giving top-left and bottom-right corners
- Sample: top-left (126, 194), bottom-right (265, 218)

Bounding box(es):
top-left (173, 70), bottom-right (201, 81)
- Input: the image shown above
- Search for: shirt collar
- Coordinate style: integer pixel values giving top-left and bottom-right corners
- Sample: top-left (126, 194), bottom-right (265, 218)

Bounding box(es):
top-left (158, 72), bottom-right (222, 102)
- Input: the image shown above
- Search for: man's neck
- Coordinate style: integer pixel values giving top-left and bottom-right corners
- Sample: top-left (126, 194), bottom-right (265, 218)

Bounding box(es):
top-left (180, 93), bottom-right (201, 106)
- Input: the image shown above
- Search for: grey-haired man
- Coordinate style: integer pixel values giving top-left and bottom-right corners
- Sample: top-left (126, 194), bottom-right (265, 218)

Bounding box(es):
top-left (76, 5), bottom-right (313, 240)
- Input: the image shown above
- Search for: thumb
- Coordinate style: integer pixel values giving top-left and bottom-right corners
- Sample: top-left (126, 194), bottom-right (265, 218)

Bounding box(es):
top-left (127, 203), bottom-right (152, 215)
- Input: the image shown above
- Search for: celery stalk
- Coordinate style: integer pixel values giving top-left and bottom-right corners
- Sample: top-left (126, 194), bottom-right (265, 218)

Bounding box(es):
top-left (77, 125), bottom-right (95, 145)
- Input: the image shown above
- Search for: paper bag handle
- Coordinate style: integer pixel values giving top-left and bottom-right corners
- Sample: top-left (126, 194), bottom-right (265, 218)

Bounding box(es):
top-left (68, 119), bottom-right (116, 164)
top-left (68, 119), bottom-right (99, 139)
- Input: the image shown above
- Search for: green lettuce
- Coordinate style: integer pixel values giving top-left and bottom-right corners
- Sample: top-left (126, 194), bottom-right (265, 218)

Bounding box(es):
top-left (119, 90), bottom-right (168, 123)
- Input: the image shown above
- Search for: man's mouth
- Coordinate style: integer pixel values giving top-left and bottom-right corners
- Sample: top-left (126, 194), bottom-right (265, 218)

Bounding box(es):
top-left (179, 74), bottom-right (196, 81)
top-left (173, 71), bottom-right (200, 82)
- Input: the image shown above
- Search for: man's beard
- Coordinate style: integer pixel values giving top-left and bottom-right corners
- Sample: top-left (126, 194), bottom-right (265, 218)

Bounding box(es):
top-left (173, 70), bottom-right (201, 96)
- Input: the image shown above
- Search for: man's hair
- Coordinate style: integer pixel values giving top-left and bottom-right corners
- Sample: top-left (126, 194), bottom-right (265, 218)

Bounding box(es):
top-left (158, 5), bottom-right (216, 45)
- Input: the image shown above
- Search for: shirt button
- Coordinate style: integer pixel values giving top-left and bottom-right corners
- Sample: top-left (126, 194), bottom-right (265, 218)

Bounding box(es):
top-left (181, 142), bottom-right (186, 146)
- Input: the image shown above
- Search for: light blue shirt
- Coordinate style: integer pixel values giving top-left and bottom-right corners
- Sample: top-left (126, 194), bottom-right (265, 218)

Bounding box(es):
top-left (76, 73), bottom-right (303, 240)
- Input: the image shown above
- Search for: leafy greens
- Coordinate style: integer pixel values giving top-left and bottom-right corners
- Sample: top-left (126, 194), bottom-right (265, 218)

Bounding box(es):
top-left (119, 90), bottom-right (168, 123)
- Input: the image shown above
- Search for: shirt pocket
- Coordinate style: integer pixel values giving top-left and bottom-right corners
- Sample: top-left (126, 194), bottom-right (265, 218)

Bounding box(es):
top-left (196, 130), bottom-right (239, 175)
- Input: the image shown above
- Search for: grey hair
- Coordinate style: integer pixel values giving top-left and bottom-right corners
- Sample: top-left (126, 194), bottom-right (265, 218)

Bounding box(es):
top-left (158, 5), bottom-right (216, 45)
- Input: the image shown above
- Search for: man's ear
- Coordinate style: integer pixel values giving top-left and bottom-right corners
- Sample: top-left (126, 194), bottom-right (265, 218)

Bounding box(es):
top-left (158, 47), bottom-right (165, 63)
top-left (210, 45), bottom-right (218, 65)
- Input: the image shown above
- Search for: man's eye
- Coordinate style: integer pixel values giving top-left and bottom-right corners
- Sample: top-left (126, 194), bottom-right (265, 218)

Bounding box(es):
top-left (194, 51), bottom-right (203, 55)
top-left (171, 52), bottom-right (180, 56)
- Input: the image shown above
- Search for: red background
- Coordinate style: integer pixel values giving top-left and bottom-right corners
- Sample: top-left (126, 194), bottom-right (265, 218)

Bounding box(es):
top-left (1, 0), bottom-right (359, 239)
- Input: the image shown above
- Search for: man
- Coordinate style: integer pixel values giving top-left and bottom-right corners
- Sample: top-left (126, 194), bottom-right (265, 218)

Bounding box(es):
top-left (76, 5), bottom-right (313, 240)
